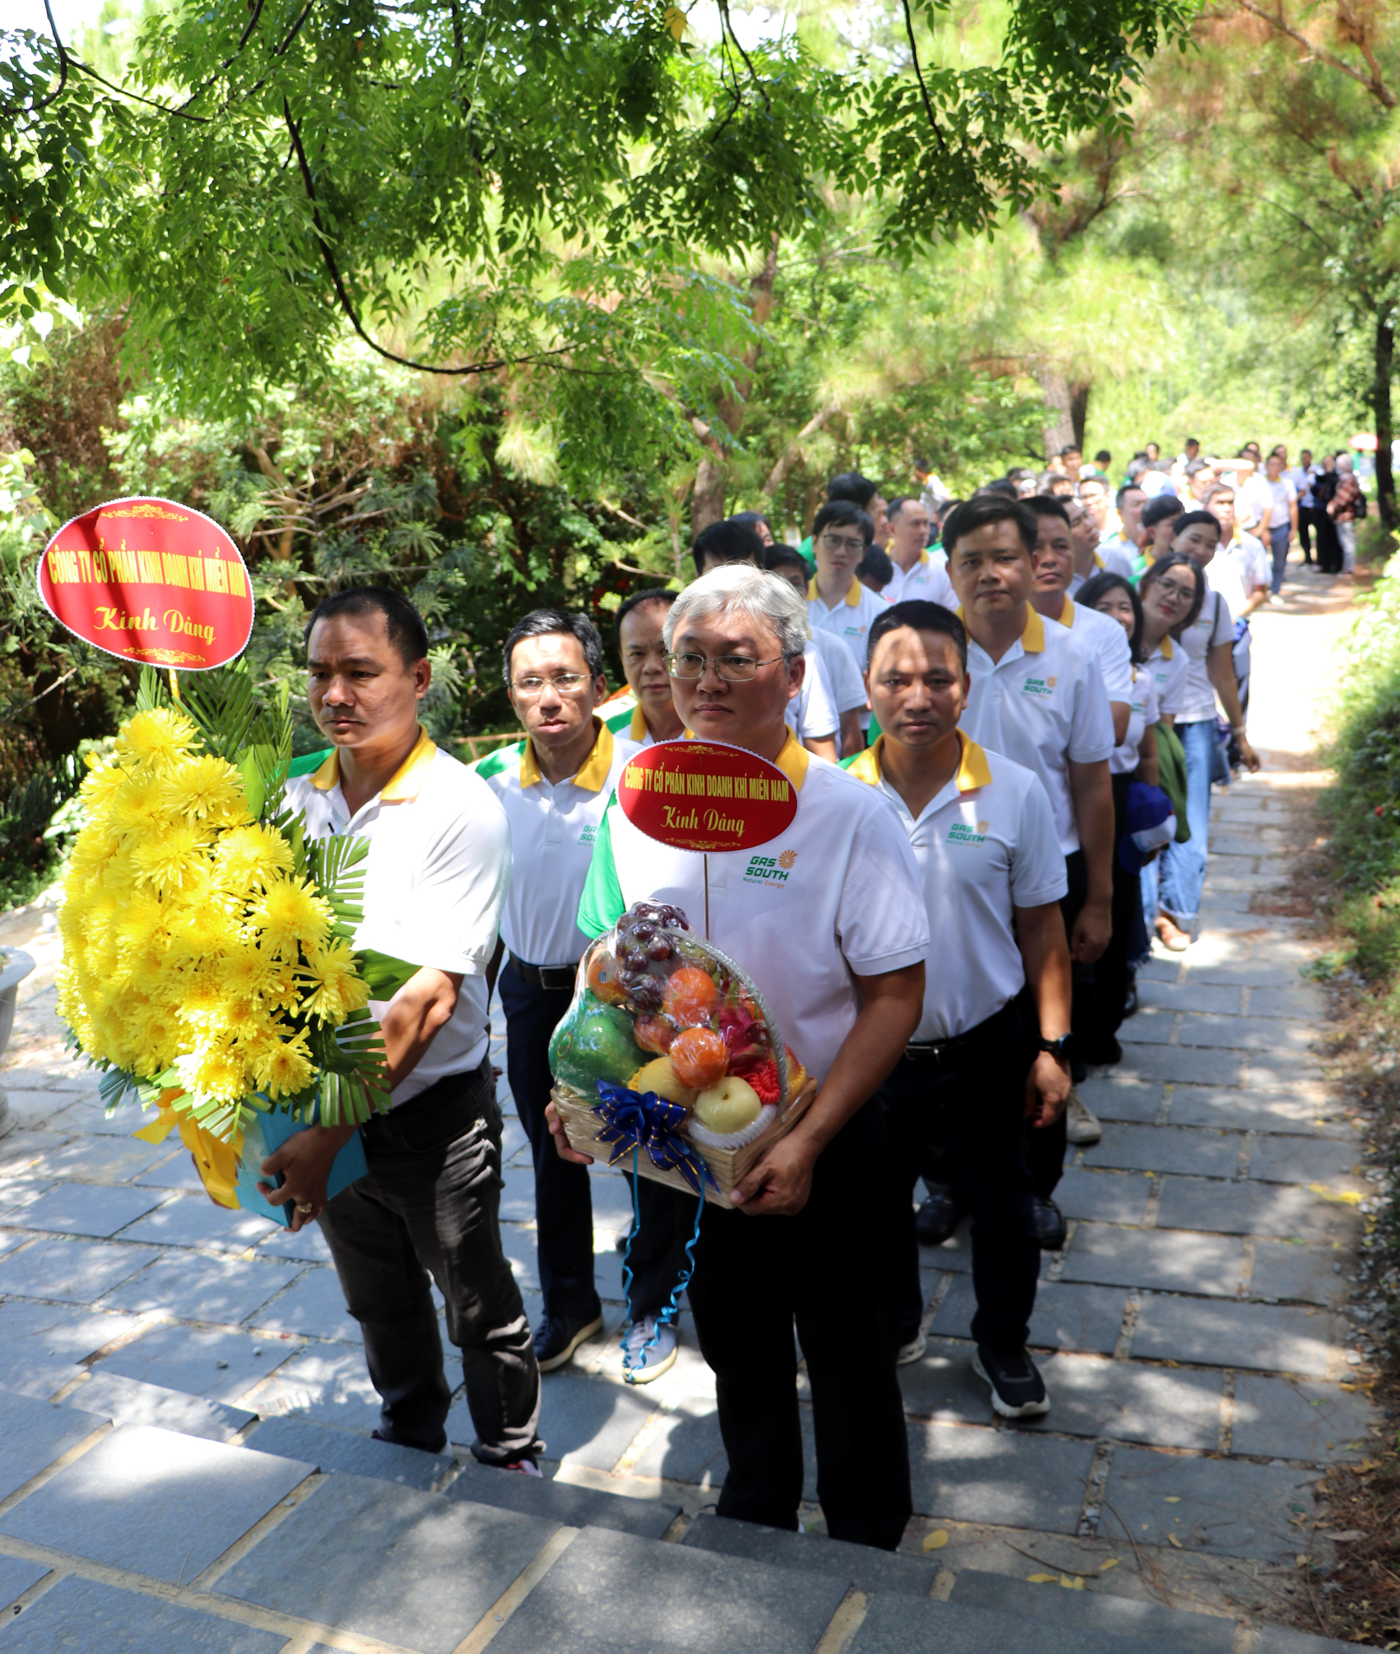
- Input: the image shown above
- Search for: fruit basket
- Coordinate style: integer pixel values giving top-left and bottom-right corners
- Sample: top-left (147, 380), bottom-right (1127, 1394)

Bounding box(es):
top-left (549, 901), bottom-right (815, 1208)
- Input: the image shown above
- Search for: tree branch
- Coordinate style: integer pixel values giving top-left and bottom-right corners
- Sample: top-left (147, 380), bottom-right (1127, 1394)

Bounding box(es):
top-left (0, 0), bottom-right (68, 117)
top-left (762, 399), bottom-right (843, 495)
top-left (901, 0), bottom-right (950, 153)
top-left (1235, 0), bottom-right (1396, 108)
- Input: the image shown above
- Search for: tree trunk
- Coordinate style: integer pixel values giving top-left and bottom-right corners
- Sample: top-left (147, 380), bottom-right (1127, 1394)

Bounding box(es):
top-left (1069, 381), bottom-right (1091, 453)
top-left (1376, 314), bottom-right (1396, 531)
top-left (1034, 368), bottom-right (1076, 460)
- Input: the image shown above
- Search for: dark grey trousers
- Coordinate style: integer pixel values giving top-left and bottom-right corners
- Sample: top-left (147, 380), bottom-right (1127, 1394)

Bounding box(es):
top-left (318, 1058), bottom-right (542, 1464)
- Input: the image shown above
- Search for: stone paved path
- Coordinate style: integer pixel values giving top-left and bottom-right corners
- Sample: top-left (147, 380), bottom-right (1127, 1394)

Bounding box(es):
top-left (0, 567), bottom-right (1380, 1642)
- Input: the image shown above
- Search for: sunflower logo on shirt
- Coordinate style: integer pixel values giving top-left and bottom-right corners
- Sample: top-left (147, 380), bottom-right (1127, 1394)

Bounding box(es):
top-left (778, 849), bottom-right (798, 869)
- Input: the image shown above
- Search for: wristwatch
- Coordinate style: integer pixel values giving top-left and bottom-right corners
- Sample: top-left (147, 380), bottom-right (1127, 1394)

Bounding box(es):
top-left (1039, 1034), bottom-right (1075, 1065)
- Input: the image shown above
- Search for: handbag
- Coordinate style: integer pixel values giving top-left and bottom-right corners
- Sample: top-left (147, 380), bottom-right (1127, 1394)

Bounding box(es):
top-left (1152, 721), bottom-right (1192, 844)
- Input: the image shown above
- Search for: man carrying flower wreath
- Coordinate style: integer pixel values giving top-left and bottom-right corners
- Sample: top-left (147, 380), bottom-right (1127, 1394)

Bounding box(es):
top-left (269, 587), bottom-right (542, 1471)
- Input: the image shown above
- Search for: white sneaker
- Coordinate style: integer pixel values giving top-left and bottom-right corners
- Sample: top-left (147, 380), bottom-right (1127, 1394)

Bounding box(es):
top-left (1268, 592), bottom-right (1286, 607)
top-left (621, 1317), bottom-right (678, 1384)
top-left (1065, 1088), bottom-right (1102, 1146)
top-left (897, 1332), bottom-right (927, 1366)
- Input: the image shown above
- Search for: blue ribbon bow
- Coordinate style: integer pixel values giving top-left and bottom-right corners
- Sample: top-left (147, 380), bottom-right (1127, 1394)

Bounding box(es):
top-left (593, 1081), bottom-right (706, 1195)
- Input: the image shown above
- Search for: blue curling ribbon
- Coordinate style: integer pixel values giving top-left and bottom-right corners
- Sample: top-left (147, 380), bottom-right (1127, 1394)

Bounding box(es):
top-left (592, 1081), bottom-right (707, 1196)
top-left (619, 1142), bottom-right (709, 1385)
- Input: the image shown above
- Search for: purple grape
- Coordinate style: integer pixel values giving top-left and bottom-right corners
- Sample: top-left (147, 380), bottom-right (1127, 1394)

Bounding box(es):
top-left (630, 978), bottom-right (664, 1010)
top-left (632, 922), bottom-right (655, 943)
top-left (647, 937), bottom-right (672, 962)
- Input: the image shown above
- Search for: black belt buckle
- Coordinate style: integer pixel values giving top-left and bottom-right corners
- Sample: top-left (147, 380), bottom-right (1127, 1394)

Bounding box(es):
top-left (511, 953), bottom-right (577, 993)
top-left (903, 1038), bottom-right (954, 1064)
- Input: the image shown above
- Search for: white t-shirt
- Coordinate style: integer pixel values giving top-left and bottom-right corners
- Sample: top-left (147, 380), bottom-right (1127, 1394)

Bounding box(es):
top-left (1143, 637), bottom-right (1189, 720)
top-left (602, 692), bottom-right (654, 747)
top-left (1265, 475), bottom-right (1297, 529)
top-left (1110, 667), bottom-right (1160, 775)
top-left (1287, 466), bottom-right (1316, 510)
top-left (957, 606), bottom-right (1115, 855)
top-left (807, 579), bottom-right (892, 726)
top-left (475, 721), bottom-right (639, 969)
top-left (577, 732), bottom-right (929, 1084)
top-left (1055, 597), bottom-right (1133, 704)
top-left (884, 550), bottom-right (957, 609)
top-left (808, 625), bottom-right (868, 716)
top-left (1230, 472), bottom-right (1273, 532)
top-left (846, 734), bottom-right (1066, 1040)
top-left (1174, 586), bottom-right (1234, 724)
top-left (1207, 534), bottom-right (1269, 620)
top-left (284, 733), bottom-right (509, 1103)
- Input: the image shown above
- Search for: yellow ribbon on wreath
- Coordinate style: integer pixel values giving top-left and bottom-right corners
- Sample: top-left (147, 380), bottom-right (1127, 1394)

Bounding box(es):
top-left (133, 1089), bottom-right (242, 1209)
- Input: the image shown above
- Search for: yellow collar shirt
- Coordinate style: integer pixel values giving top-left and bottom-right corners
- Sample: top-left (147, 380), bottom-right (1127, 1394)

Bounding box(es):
top-left (576, 732), bottom-right (929, 1084)
top-left (283, 728), bottom-right (511, 1104)
top-left (602, 693), bottom-right (656, 748)
top-left (475, 719), bottom-right (639, 969)
top-left (1055, 596), bottom-right (1134, 704)
top-left (957, 606), bottom-right (1115, 856)
top-left (884, 550), bottom-right (957, 609)
top-left (1143, 636), bottom-right (1188, 720)
top-left (846, 734), bottom-right (1067, 1041)
top-left (807, 577), bottom-right (892, 727)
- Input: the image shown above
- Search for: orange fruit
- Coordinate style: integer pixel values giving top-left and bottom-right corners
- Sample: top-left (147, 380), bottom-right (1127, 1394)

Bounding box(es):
top-left (634, 1013), bottom-right (676, 1055)
top-left (585, 948), bottom-right (627, 1005)
top-left (662, 966), bottom-right (720, 1027)
top-left (669, 1026), bottom-right (729, 1089)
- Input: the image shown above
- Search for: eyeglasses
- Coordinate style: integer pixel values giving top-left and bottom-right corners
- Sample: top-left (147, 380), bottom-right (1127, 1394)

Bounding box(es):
top-left (666, 652), bottom-right (785, 682)
top-left (511, 673), bottom-right (592, 698)
top-left (819, 533), bottom-right (867, 555)
top-left (1154, 580), bottom-right (1197, 604)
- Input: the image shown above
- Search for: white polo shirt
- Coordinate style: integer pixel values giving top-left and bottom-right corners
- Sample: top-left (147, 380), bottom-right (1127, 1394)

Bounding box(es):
top-left (1208, 534), bottom-right (1269, 620)
top-left (884, 550), bottom-right (957, 609)
top-left (1110, 667), bottom-right (1160, 775)
top-left (475, 719), bottom-right (639, 970)
top-left (577, 732), bottom-right (929, 1084)
top-left (957, 606), bottom-right (1115, 856)
top-left (1049, 596), bottom-right (1133, 704)
top-left (284, 730), bottom-right (510, 1104)
top-left (809, 626), bottom-right (868, 716)
top-left (601, 646), bottom-right (838, 746)
top-left (1175, 586), bottom-right (1234, 725)
top-left (845, 734), bottom-right (1066, 1041)
top-left (602, 691), bottom-right (656, 747)
top-left (807, 578), bottom-right (892, 726)
top-left (1068, 545), bottom-right (1136, 595)
top-left (1143, 636), bottom-right (1189, 720)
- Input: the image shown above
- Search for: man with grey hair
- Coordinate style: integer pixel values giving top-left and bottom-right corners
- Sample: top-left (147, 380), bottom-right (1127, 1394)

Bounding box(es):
top-left (548, 563), bottom-right (931, 1550)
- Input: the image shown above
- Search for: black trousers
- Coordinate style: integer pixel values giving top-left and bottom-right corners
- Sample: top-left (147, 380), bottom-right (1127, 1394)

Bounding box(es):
top-left (1298, 505), bottom-right (1319, 561)
top-left (1022, 846), bottom-right (1089, 1199)
top-left (1087, 772), bottom-right (1146, 1057)
top-left (672, 1103), bottom-right (912, 1551)
top-left (879, 1002), bottom-right (1039, 1353)
top-left (1315, 510), bottom-right (1343, 573)
top-left (318, 1059), bottom-right (542, 1463)
top-left (499, 961), bottom-right (685, 1325)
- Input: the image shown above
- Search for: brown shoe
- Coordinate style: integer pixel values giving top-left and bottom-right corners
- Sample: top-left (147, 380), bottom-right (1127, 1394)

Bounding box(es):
top-left (1155, 914), bottom-right (1191, 952)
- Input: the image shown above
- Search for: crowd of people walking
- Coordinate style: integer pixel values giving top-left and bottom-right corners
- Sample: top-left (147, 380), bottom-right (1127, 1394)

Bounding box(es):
top-left (257, 433), bottom-right (1364, 1554)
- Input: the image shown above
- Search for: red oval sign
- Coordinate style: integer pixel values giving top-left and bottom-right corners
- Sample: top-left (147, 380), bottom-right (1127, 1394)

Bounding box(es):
top-left (618, 740), bottom-right (798, 852)
top-left (36, 496), bottom-right (255, 670)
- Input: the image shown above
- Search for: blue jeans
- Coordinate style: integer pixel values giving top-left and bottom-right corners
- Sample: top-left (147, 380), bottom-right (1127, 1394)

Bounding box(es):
top-left (1269, 522), bottom-right (1291, 593)
top-left (1157, 717), bottom-right (1218, 929)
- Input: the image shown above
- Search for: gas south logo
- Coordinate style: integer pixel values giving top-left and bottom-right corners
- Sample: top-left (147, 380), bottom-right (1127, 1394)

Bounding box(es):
top-left (745, 848), bottom-right (798, 884)
top-left (1022, 674), bottom-right (1057, 699)
top-left (947, 822), bottom-right (987, 845)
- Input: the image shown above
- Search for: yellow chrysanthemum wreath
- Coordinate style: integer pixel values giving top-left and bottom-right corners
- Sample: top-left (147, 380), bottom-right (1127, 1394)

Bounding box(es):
top-left (57, 669), bottom-right (411, 1144)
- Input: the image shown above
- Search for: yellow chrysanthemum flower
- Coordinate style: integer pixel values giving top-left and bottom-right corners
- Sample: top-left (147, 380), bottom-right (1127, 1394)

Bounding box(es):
top-left (299, 937), bottom-right (370, 1023)
top-left (249, 874), bottom-right (332, 959)
top-left (157, 755), bottom-right (251, 827)
top-left (114, 707), bottom-right (197, 772)
top-left (77, 761), bottom-right (127, 816)
top-left (252, 1027), bottom-right (315, 1100)
top-left (213, 823), bottom-right (295, 893)
top-left (130, 822), bottom-right (210, 894)
top-left (175, 1037), bottom-right (248, 1103)
top-left (219, 946), bottom-right (279, 999)
top-left (105, 779), bottom-right (165, 842)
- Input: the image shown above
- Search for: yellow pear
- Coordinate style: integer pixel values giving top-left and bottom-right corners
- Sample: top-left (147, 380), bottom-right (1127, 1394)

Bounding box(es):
top-left (628, 1057), bottom-right (698, 1111)
top-left (694, 1075), bottom-right (763, 1134)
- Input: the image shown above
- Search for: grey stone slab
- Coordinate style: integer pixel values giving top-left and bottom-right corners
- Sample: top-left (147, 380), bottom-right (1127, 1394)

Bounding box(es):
top-left (134, 1149), bottom-right (210, 1191)
top-left (69, 1369), bottom-right (255, 1442)
top-left (0, 1383), bottom-right (108, 1499)
top-left (0, 1424), bottom-right (312, 1583)
top-left (933, 1276), bottom-right (1128, 1355)
top-left (252, 1217), bottom-right (334, 1263)
top-left (951, 1567), bottom-right (1236, 1650)
top-left (0, 1228), bottom-right (27, 1258)
top-left (847, 1593), bottom-right (1172, 1654)
top-left (0, 1575), bottom-right (287, 1653)
top-left (247, 1414), bottom-right (450, 1489)
top-left (1036, 1354), bottom-right (1223, 1448)
top-left (899, 1338), bottom-right (1007, 1424)
top-left (0, 1236), bottom-right (150, 1304)
top-left (1157, 1177), bottom-right (1346, 1241)
top-left (1117, 1007), bottom-right (1176, 1044)
top-left (1102, 1445), bottom-right (1321, 1562)
top-left (1177, 1015), bottom-right (1315, 1053)
top-left (1251, 1239), bottom-right (1348, 1307)
top-left (498, 1221), bottom-right (541, 1294)
top-left (1185, 960), bottom-right (1320, 989)
top-left (0, 1130), bottom-right (75, 1172)
top-left (1080, 1124), bottom-right (1244, 1178)
top-left (0, 1180), bottom-right (166, 1238)
top-left (44, 1099), bottom-right (157, 1137)
top-left (1061, 1224), bottom-right (1244, 1297)
top-left (249, 1341), bottom-right (381, 1431)
top-left (0, 1553), bottom-right (49, 1608)
top-left (116, 1194), bottom-right (279, 1253)
top-left (1256, 1625), bottom-right (1386, 1654)
top-left (446, 1453), bottom-right (681, 1538)
top-left (1251, 988), bottom-right (1327, 1020)
top-left (1200, 887), bottom-right (1266, 914)
top-left (1051, 1168), bottom-right (1153, 1226)
top-left (1116, 1045), bottom-right (1247, 1087)
top-left (681, 1512), bottom-right (939, 1598)
top-left (1248, 1137), bottom-right (1363, 1188)
top-left (95, 1321), bottom-right (296, 1404)
top-left (519, 1370), bottom-right (655, 1470)
top-left (216, 1471), bottom-right (558, 1653)
top-left (1243, 1053), bottom-right (1330, 1091)
top-left (1137, 980), bottom-right (1243, 1015)
top-left (488, 1523), bottom-right (850, 1654)
top-left (1076, 1078), bottom-right (1163, 1123)
top-left (498, 1161), bottom-right (539, 1223)
top-left (247, 1266), bottom-right (359, 1343)
top-left (24, 1134), bottom-right (172, 1185)
top-left (907, 1421), bottom-right (1095, 1533)
top-left (0, 1300), bottom-right (143, 1397)
top-left (624, 1401), bottom-right (728, 1485)
top-left (99, 1247), bottom-right (301, 1323)
top-left (1132, 1294), bottom-right (1344, 1377)
top-left (0, 1090), bottom-right (77, 1131)
top-left (1168, 1087), bottom-right (1347, 1135)
top-left (1231, 1375), bottom-right (1379, 1463)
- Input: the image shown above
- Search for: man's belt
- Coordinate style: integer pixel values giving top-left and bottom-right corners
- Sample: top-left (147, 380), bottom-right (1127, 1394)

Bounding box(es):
top-left (509, 954), bottom-right (577, 992)
top-left (902, 1001), bottom-right (1017, 1064)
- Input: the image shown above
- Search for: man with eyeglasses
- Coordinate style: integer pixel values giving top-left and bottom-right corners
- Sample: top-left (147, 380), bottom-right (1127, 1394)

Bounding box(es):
top-left (602, 589), bottom-right (684, 748)
top-left (549, 563), bottom-right (930, 1550)
top-left (476, 609), bottom-right (684, 1381)
top-left (808, 500), bottom-right (892, 733)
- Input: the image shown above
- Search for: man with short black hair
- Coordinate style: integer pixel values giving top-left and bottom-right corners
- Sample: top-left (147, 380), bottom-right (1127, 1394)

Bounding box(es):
top-left (767, 544), bottom-right (868, 757)
top-left (1138, 494), bottom-right (1186, 567)
top-left (276, 587), bottom-right (541, 1468)
top-left (1074, 476), bottom-right (1133, 580)
top-left (827, 470), bottom-right (889, 547)
top-left (808, 501), bottom-right (892, 730)
top-left (883, 496), bottom-right (957, 607)
top-left (604, 590), bottom-right (683, 746)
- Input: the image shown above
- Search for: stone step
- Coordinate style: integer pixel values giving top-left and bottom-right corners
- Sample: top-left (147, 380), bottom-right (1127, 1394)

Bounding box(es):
top-left (950, 1566), bottom-right (1236, 1651)
top-left (444, 1447), bottom-right (681, 1540)
top-left (241, 1413), bottom-right (452, 1491)
top-left (680, 1511), bottom-right (941, 1598)
top-left (64, 1369), bottom-right (255, 1443)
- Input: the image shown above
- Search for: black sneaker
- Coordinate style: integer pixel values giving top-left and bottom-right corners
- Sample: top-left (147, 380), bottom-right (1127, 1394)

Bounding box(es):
top-left (533, 1311), bottom-right (604, 1373)
top-left (973, 1346), bottom-right (1050, 1419)
top-left (1032, 1195), bottom-right (1067, 1252)
top-left (915, 1183), bottom-right (964, 1246)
